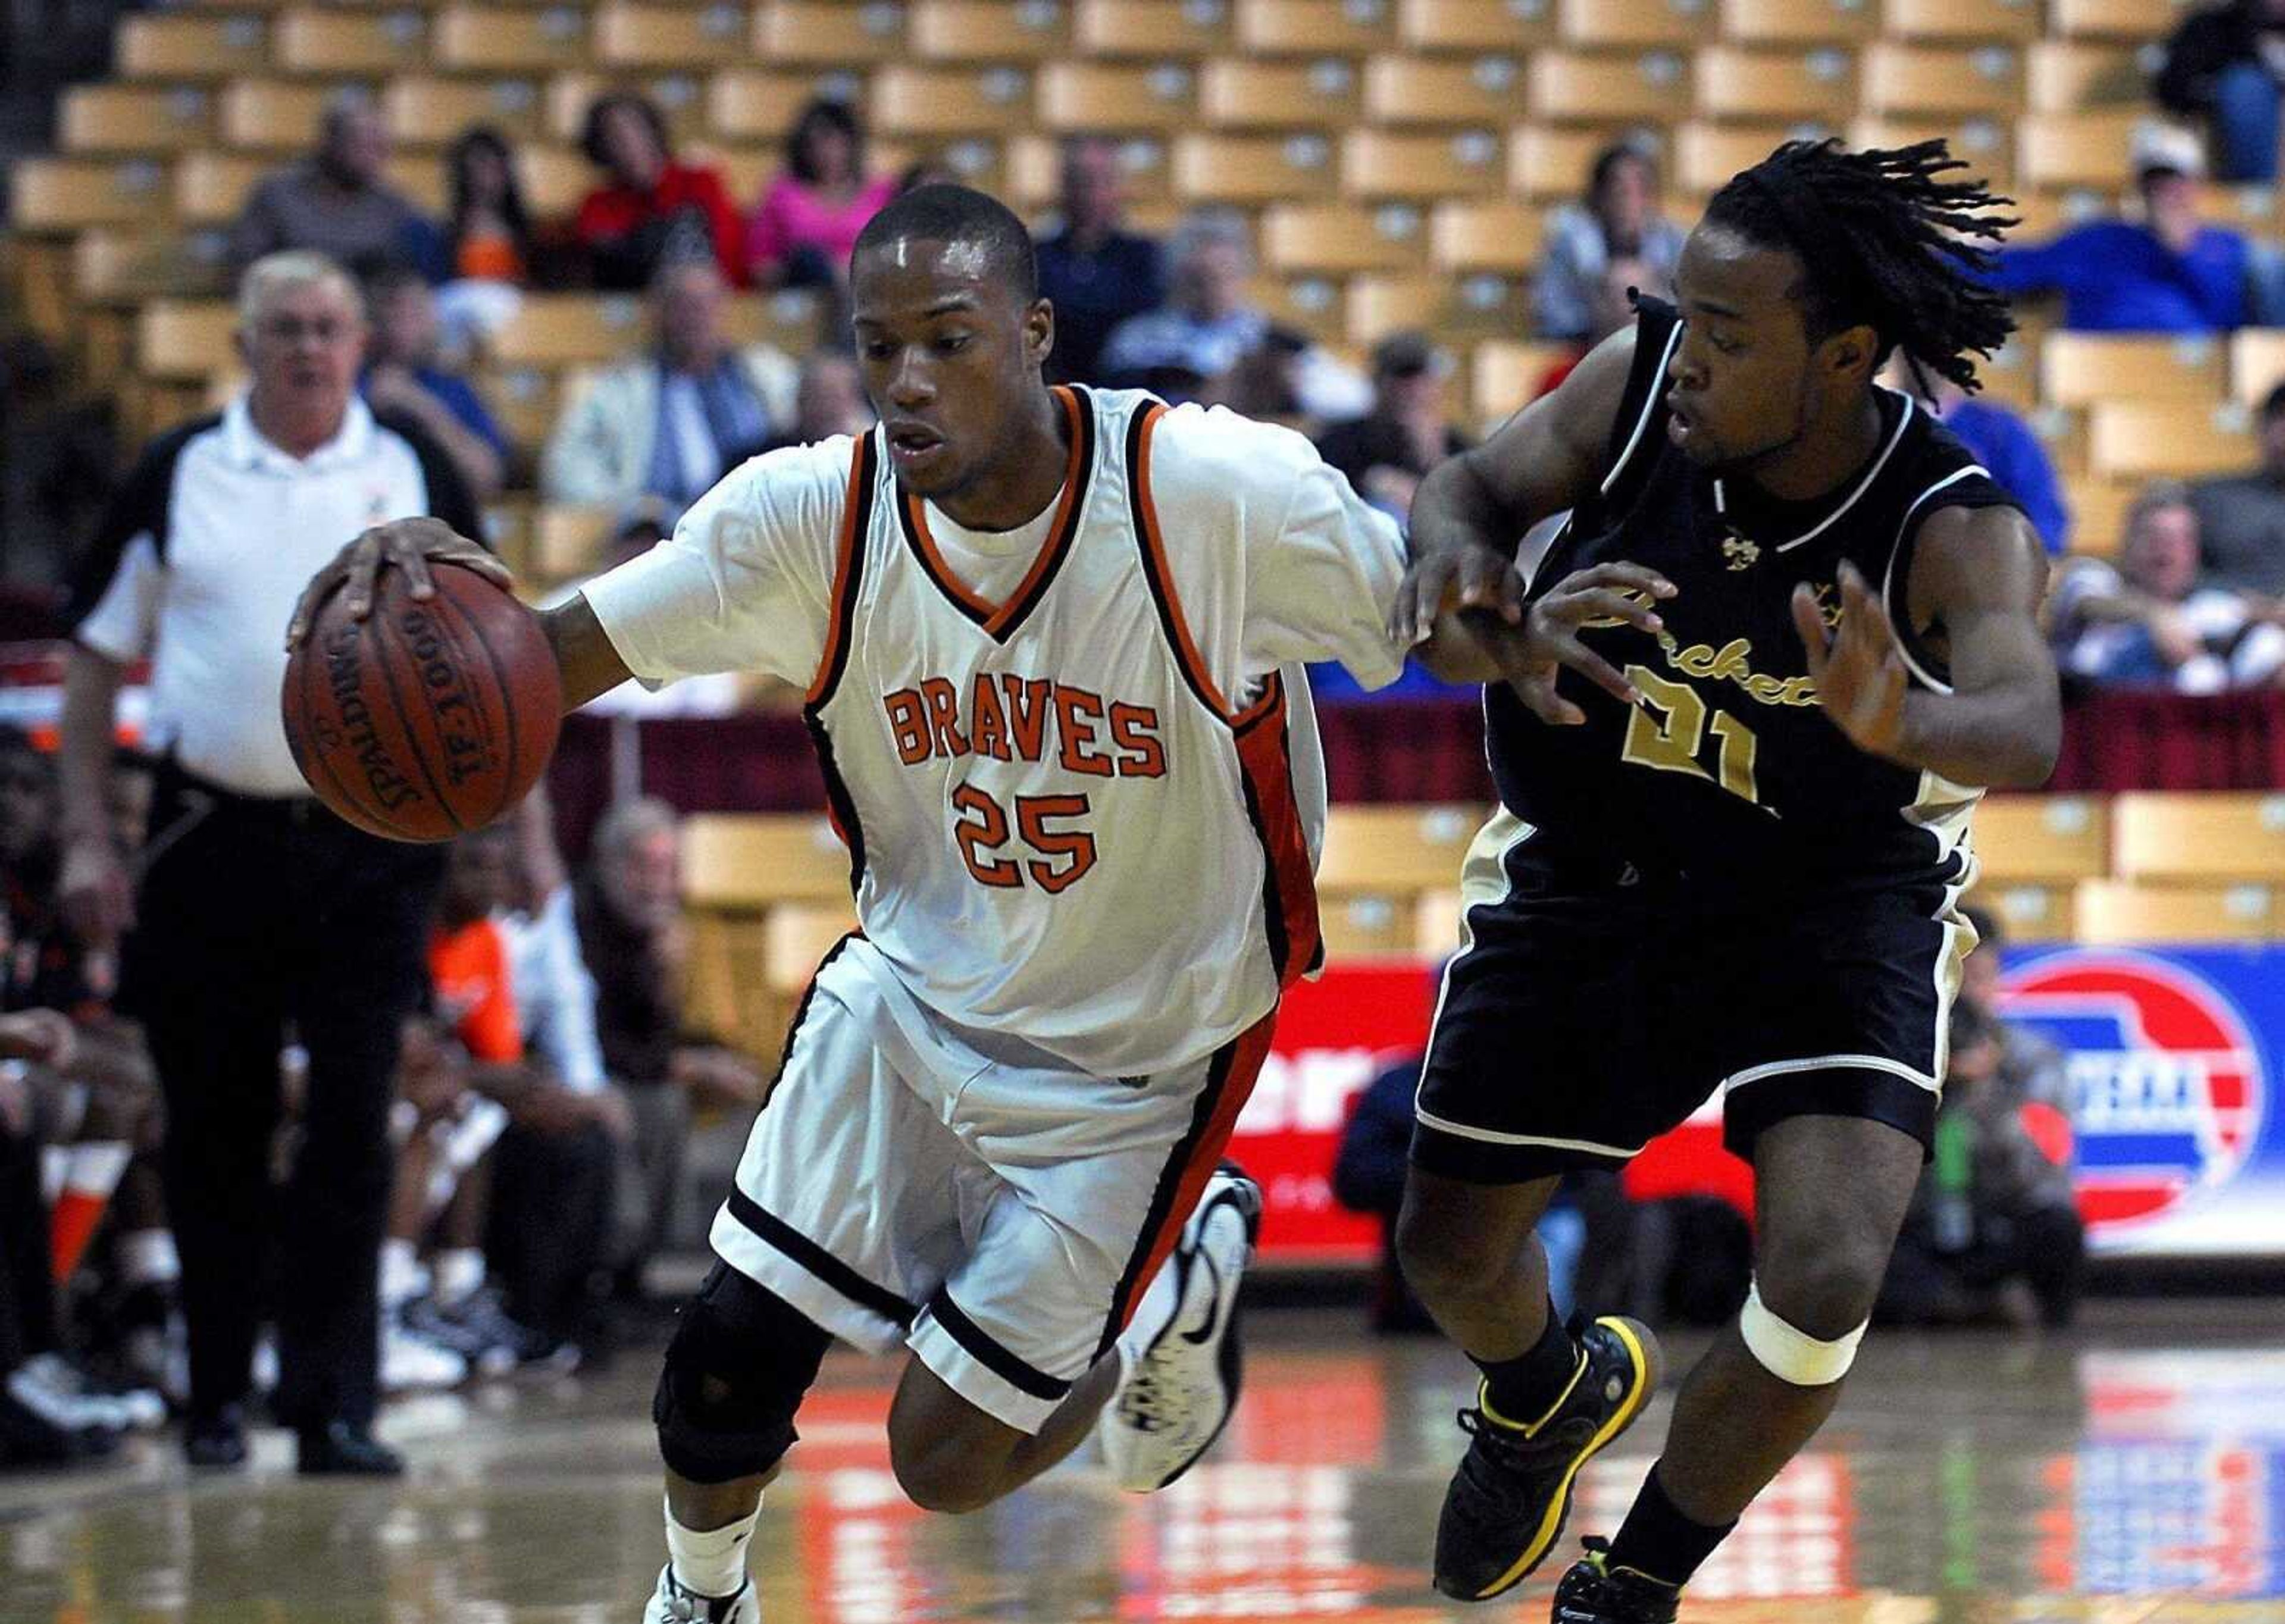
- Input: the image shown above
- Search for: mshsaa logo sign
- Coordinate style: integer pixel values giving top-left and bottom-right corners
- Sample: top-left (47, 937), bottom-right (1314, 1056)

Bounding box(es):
top-left (2001, 950), bottom-right (2265, 1237)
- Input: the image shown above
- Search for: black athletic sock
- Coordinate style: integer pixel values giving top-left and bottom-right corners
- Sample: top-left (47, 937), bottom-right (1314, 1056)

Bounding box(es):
top-left (1605, 1462), bottom-right (1735, 1588)
top-left (1470, 1299), bottom-right (1579, 1426)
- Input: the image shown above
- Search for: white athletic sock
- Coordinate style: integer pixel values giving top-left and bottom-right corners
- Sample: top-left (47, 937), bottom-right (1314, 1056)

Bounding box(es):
top-left (1115, 1254), bottom-right (1183, 1372)
top-left (433, 1248), bottom-right (485, 1306)
top-left (666, 1494), bottom-right (760, 1599)
top-left (380, 1238), bottom-right (425, 1310)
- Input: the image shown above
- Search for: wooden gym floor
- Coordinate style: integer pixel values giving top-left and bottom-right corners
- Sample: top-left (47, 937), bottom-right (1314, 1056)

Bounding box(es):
top-left (5, 1301), bottom-right (2283, 1623)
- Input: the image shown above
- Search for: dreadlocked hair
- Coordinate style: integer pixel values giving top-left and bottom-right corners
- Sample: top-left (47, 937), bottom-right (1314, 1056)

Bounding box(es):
top-left (1705, 138), bottom-right (2018, 395)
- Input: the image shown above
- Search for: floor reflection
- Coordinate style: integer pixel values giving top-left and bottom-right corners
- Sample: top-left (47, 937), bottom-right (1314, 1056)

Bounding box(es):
top-left (3, 1308), bottom-right (2283, 1621)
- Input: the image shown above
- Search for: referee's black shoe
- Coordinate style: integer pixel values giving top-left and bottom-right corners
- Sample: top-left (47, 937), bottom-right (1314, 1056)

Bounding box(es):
top-left (1550, 1538), bottom-right (1682, 1622)
top-left (1433, 1315), bottom-right (1663, 1602)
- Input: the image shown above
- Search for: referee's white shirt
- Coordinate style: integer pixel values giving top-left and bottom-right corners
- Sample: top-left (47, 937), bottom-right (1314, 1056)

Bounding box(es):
top-left (71, 395), bottom-right (479, 799)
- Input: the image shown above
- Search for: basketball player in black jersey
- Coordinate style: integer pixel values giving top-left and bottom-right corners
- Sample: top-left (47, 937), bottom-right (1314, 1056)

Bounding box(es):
top-left (1388, 142), bottom-right (2061, 1622)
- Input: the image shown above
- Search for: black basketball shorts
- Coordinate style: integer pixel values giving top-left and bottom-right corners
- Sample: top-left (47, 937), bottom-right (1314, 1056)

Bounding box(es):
top-left (1411, 812), bottom-right (1976, 1185)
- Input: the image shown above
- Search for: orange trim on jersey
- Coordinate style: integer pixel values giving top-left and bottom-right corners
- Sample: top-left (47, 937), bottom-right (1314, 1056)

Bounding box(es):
top-left (806, 435), bottom-right (875, 707)
top-left (901, 386), bottom-right (1091, 638)
top-left (1128, 402), bottom-right (1237, 720)
top-left (1232, 674), bottom-right (1323, 985)
top-left (1113, 1009), bottom-right (1279, 1337)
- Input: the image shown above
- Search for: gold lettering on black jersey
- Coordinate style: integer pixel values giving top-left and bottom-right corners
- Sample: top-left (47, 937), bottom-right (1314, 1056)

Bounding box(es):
top-left (1721, 533), bottom-right (1760, 571)
top-left (1580, 589), bottom-right (1821, 709)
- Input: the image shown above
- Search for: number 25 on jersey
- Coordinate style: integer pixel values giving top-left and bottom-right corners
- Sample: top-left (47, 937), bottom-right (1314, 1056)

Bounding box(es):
top-left (953, 784), bottom-right (1097, 893)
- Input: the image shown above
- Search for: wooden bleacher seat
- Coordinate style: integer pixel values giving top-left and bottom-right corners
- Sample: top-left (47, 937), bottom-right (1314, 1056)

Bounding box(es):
top-left (765, 903), bottom-right (861, 994)
top-left (118, 13), bottom-right (271, 80)
top-left (728, 287), bottom-right (830, 352)
top-left (2088, 400), bottom-right (2252, 481)
top-left (1676, 123), bottom-right (1799, 196)
top-left (1970, 332), bottom-right (2040, 411)
top-left (61, 86), bottom-right (218, 156)
top-left (1364, 54), bottom-right (1526, 127)
top-left (1848, 115), bottom-right (2014, 189)
top-left (1237, 0), bottom-right (1398, 55)
top-left (433, 5), bottom-right (594, 73)
top-left (1695, 46), bottom-right (1857, 121)
top-left (552, 73), bottom-right (708, 147)
top-left (1198, 58), bottom-right (1361, 129)
top-left (1342, 130), bottom-right (1505, 201)
top-left (1861, 43), bottom-right (2025, 117)
top-left (1318, 804), bottom-right (1483, 892)
top-left (1007, 132), bottom-right (1176, 208)
top-left (173, 152), bottom-right (265, 226)
top-left (1247, 274), bottom-right (1347, 348)
top-left (487, 294), bottom-right (648, 366)
top-left (74, 230), bottom-right (231, 306)
top-left (2112, 792), bottom-right (2285, 884)
top-left (1173, 133), bottom-right (1336, 204)
top-left (1262, 203), bottom-right (1427, 273)
top-left (477, 366), bottom-right (564, 449)
top-left (2228, 330), bottom-right (2285, 411)
top-left (2026, 401), bottom-right (2082, 475)
top-left (1414, 888), bottom-right (1464, 956)
top-left (1073, 0), bottom-right (1234, 57)
top-left (1885, 0), bottom-right (2042, 43)
top-left (1347, 268), bottom-right (1525, 344)
top-left (1036, 62), bottom-right (1198, 132)
top-left (137, 301), bottom-right (238, 383)
top-left (387, 77), bottom-right (550, 147)
top-left (514, 145), bottom-right (599, 217)
top-left (753, 0), bottom-right (909, 62)
top-left (910, 0), bottom-right (1073, 60)
top-left (15, 158), bottom-right (176, 232)
top-left (1507, 125), bottom-right (1607, 200)
top-left (2027, 40), bottom-right (2146, 112)
top-left (706, 69), bottom-right (859, 142)
top-left (533, 504), bottom-right (617, 579)
top-left (484, 499), bottom-right (537, 583)
top-left (2062, 475), bottom-right (2136, 555)
top-left (2017, 110), bottom-right (2143, 192)
top-left (682, 813), bottom-right (853, 907)
top-left (1968, 881), bottom-right (2079, 943)
top-left (2040, 332), bottom-right (2225, 408)
top-left (1717, 0), bottom-right (1877, 46)
top-left (871, 65), bottom-right (1034, 137)
top-left (1430, 200), bottom-right (1544, 273)
top-left (1529, 49), bottom-right (1692, 122)
top-left (220, 80), bottom-right (337, 153)
top-left (1318, 892), bottom-right (1419, 961)
top-left (1397, 0), bottom-right (1555, 51)
top-left (1472, 339), bottom-right (1577, 420)
top-left (1557, 0), bottom-right (1702, 49)
top-left (2076, 881), bottom-right (2279, 944)
top-left (1974, 794), bottom-right (2111, 885)
top-left (2051, 0), bottom-right (2195, 43)
top-left (273, 8), bottom-right (430, 75)
top-left (593, 3), bottom-right (752, 68)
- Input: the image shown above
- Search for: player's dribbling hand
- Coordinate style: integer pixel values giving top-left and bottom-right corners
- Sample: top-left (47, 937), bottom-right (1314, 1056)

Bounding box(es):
top-left (284, 517), bottom-right (515, 652)
top-left (1495, 562), bottom-right (1676, 726)
top-left (1793, 560), bottom-right (1908, 761)
top-left (1388, 540), bottom-right (1527, 649)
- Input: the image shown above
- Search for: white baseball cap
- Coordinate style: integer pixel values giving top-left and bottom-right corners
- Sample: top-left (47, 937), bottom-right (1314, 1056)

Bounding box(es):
top-left (2132, 121), bottom-right (2208, 181)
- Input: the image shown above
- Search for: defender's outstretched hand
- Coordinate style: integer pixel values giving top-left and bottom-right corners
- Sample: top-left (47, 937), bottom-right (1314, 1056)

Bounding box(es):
top-left (285, 517), bottom-right (513, 651)
top-left (1491, 562), bottom-right (1676, 726)
top-left (1793, 561), bottom-right (1907, 761)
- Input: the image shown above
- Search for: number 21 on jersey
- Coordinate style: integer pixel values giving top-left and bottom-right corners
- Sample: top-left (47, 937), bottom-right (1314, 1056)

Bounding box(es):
top-left (1619, 666), bottom-right (1763, 806)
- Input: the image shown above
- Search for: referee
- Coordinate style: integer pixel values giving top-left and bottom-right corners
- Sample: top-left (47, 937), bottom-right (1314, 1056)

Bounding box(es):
top-left (54, 252), bottom-right (496, 1475)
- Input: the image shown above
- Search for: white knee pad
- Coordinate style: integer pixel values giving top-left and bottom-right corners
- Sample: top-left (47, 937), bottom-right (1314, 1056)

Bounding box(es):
top-left (1738, 1281), bottom-right (1866, 1387)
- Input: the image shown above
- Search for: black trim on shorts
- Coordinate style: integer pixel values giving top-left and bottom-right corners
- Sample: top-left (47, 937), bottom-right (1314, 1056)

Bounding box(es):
top-left (926, 1287), bottom-right (1074, 1403)
top-left (1721, 1064), bottom-right (1941, 1163)
top-left (1095, 1030), bottom-right (1240, 1360)
top-left (721, 1186), bottom-right (918, 1329)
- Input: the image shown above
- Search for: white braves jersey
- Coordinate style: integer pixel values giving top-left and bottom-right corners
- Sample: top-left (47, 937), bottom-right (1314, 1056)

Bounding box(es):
top-left (585, 385), bottom-right (1407, 1074)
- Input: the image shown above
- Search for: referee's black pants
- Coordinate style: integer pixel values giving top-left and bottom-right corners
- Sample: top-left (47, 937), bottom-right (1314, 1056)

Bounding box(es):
top-left (126, 765), bottom-right (442, 1432)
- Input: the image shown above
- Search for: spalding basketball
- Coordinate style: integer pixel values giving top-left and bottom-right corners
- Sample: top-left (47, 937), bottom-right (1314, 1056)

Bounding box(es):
top-left (281, 562), bottom-right (560, 842)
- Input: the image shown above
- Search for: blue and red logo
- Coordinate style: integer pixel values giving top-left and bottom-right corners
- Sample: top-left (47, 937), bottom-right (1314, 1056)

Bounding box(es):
top-left (2000, 950), bottom-right (2266, 1235)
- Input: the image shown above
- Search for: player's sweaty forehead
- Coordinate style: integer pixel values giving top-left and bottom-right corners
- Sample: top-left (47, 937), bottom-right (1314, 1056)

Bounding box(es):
top-left (852, 234), bottom-right (1009, 325)
top-left (1674, 224), bottom-right (1798, 327)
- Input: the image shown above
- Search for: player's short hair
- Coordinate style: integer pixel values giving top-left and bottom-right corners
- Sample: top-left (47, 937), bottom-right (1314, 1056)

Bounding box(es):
top-left (1706, 139), bottom-right (2017, 395)
top-left (852, 184), bottom-right (1038, 305)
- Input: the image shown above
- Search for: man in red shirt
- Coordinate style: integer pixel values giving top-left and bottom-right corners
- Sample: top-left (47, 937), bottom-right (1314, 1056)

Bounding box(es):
top-left (574, 92), bottom-right (747, 291)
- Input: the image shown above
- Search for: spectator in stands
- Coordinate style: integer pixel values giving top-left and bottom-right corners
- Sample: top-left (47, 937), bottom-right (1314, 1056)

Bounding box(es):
top-left (1958, 905), bottom-right (2071, 1113)
top-left (575, 798), bottom-right (760, 1300)
top-left (1984, 123), bottom-right (2253, 333)
top-left (1313, 333), bottom-right (1471, 524)
top-left (2156, 0), bottom-right (2285, 184)
top-left (439, 127), bottom-right (533, 287)
top-left (744, 99), bottom-right (896, 293)
top-left (1037, 135), bottom-right (1166, 386)
top-left (1533, 138), bottom-right (1685, 343)
top-left (1901, 361), bottom-right (2070, 555)
top-left (362, 264), bottom-right (511, 500)
top-left (758, 350), bottom-right (874, 453)
top-left (228, 92), bottom-right (434, 281)
top-left (1103, 209), bottom-right (1368, 415)
top-left (2190, 379), bottom-right (2285, 596)
top-left (539, 259), bottom-right (799, 510)
top-left (1877, 999), bottom-right (2085, 1329)
top-left (2050, 482), bottom-right (2285, 690)
top-left (572, 92), bottom-right (746, 292)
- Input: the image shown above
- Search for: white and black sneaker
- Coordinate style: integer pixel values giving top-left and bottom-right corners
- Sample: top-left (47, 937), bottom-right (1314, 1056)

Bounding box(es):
top-left (1101, 1162), bottom-right (1262, 1492)
top-left (640, 1565), bottom-right (757, 1623)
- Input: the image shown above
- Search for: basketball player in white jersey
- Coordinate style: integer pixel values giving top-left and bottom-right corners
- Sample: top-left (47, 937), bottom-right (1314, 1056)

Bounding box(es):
top-left (294, 186), bottom-right (1487, 1622)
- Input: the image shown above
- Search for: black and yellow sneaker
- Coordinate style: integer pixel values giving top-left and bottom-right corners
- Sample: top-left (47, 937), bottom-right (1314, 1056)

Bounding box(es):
top-left (1550, 1538), bottom-right (1682, 1623)
top-left (1432, 1315), bottom-right (1663, 1602)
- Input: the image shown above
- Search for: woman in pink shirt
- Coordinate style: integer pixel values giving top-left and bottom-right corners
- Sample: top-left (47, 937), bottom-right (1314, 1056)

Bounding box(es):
top-left (744, 99), bottom-right (897, 291)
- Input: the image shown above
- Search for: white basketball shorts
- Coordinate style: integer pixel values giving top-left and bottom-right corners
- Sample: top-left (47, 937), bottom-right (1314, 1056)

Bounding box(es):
top-left (709, 935), bottom-right (1275, 1432)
